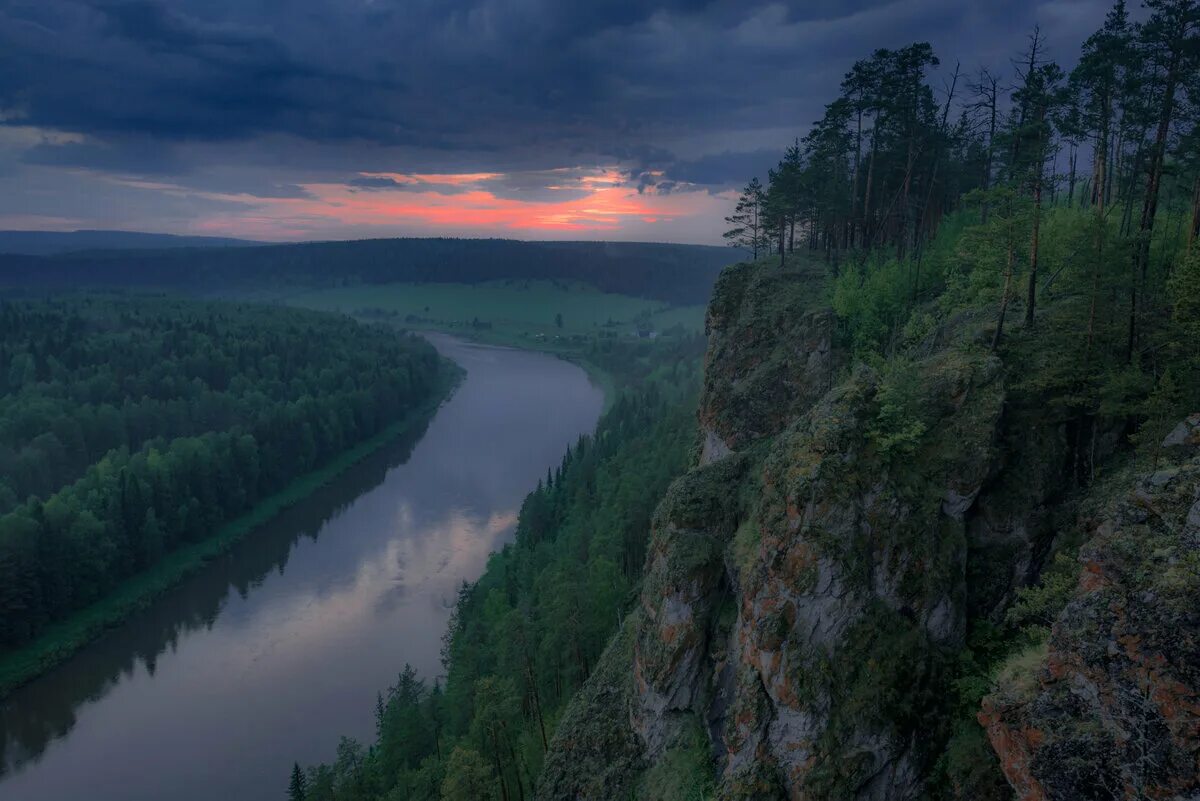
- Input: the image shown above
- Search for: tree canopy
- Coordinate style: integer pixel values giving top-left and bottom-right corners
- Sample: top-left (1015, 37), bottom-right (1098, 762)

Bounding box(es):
top-left (0, 295), bottom-right (444, 648)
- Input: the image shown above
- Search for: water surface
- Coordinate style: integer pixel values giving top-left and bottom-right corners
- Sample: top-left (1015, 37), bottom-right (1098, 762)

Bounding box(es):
top-left (0, 334), bottom-right (603, 801)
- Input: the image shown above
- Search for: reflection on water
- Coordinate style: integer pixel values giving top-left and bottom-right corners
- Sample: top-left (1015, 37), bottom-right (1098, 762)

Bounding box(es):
top-left (0, 334), bottom-right (603, 801)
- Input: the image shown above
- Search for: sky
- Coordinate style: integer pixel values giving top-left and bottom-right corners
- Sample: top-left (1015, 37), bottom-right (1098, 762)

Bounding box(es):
top-left (0, 0), bottom-right (1119, 244)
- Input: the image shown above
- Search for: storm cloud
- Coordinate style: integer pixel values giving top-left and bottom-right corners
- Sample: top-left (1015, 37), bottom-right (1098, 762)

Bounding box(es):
top-left (0, 0), bottom-right (1118, 242)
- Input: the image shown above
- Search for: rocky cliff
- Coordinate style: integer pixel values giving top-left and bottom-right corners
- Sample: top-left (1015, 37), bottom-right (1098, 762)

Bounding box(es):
top-left (980, 415), bottom-right (1200, 801)
top-left (536, 258), bottom-right (1198, 801)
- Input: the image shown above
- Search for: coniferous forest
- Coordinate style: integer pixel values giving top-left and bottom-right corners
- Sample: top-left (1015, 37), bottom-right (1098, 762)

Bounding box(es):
top-left (0, 296), bottom-right (444, 650)
top-left (723, 0), bottom-right (1199, 404)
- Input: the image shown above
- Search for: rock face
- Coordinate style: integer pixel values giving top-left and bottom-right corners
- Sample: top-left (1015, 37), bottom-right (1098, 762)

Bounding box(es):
top-left (537, 621), bottom-right (646, 801)
top-left (538, 258), bottom-right (1180, 801)
top-left (698, 261), bottom-right (836, 463)
top-left (980, 416), bottom-right (1200, 801)
top-left (635, 348), bottom-right (1009, 800)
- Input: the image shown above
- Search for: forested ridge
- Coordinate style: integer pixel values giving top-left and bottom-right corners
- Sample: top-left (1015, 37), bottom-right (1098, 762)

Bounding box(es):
top-left (0, 295), bottom-right (445, 651)
top-left (0, 239), bottom-right (737, 306)
top-left (0, 230), bottom-right (257, 256)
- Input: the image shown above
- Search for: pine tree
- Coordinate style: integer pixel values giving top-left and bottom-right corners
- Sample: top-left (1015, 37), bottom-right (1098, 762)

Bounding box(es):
top-left (723, 177), bottom-right (766, 259)
top-left (288, 762), bottom-right (307, 801)
top-left (1128, 0), bottom-right (1200, 359)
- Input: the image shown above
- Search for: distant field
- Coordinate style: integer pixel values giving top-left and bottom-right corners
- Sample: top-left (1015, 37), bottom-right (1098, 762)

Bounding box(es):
top-left (285, 280), bottom-right (707, 340)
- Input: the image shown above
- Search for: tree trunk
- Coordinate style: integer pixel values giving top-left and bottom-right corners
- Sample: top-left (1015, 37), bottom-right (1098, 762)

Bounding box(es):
top-left (1068, 144), bottom-right (1078, 207)
top-left (779, 218), bottom-right (787, 268)
top-left (1025, 107), bottom-right (1047, 327)
top-left (1129, 43), bottom-right (1183, 362)
top-left (501, 724), bottom-right (526, 801)
top-left (1187, 172), bottom-right (1200, 253)
top-left (1106, 125), bottom-right (1120, 208)
top-left (863, 125), bottom-right (878, 242)
top-left (1086, 160), bottom-right (1108, 364)
top-left (993, 241), bottom-right (1015, 351)
top-left (851, 105), bottom-right (863, 249)
top-left (491, 730), bottom-right (510, 801)
top-left (1026, 180), bottom-right (1043, 326)
top-left (979, 71), bottom-right (998, 223)
top-left (523, 655), bottom-right (548, 752)
top-left (1120, 134), bottom-right (1147, 237)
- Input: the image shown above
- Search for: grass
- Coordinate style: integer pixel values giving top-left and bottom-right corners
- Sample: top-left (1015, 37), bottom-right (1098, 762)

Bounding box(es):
top-left (992, 638), bottom-right (1049, 704)
top-left (0, 364), bottom-right (462, 700)
top-left (281, 280), bottom-right (706, 413)
top-left (636, 714), bottom-right (717, 801)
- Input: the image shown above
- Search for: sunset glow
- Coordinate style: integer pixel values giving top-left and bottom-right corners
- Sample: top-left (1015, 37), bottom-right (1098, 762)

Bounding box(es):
top-left (101, 167), bottom-right (737, 242)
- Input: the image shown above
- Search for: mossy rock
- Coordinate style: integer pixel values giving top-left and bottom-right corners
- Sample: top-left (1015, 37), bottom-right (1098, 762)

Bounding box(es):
top-left (536, 618), bottom-right (646, 801)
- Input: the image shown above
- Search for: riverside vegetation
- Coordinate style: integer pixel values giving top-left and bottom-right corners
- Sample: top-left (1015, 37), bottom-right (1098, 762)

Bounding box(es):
top-left (289, 3), bottom-right (1200, 799)
top-left (0, 296), bottom-right (449, 694)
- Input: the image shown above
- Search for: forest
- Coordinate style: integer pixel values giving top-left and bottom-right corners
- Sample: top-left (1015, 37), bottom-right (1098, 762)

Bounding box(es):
top-left (288, 339), bottom-right (702, 801)
top-left (723, 0), bottom-right (1199, 432)
top-left (0, 295), bottom-right (445, 650)
top-left (0, 239), bottom-right (735, 306)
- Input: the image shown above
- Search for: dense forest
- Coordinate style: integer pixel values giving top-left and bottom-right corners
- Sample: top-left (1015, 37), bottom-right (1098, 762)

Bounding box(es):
top-left (724, 0), bottom-right (1199, 423)
top-left (0, 296), bottom-right (444, 649)
top-left (0, 239), bottom-right (736, 306)
top-left (0, 230), bottom-right (257, 256)
top-left (289, 341), bottom-right (702, 801)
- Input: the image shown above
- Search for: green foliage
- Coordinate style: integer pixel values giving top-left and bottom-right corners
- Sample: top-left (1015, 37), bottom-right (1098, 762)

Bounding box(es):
top-left (730, 517), bottom-right (761, 579)
top-left (1167, 247), bottom-right (1200, 398)
top-left (0, 295), bottom-right (444, 653)
top-left (290, 763), bottom-right (309, 801)
top-left (931, 719), bottom-right (1012, 801)
top-left (831, 256), bottom-right (913, 355)
top-left (723, 177), bottom-right (767, 259)
top-left (1006, 550), bottom-right (1079, 632)
top-left (866, 359), bottom-right (929, 459)
top-left (287, 280), bottom-right (707, 343)
top-left (636, 716), bottom-right (716, 801)
top-left (439, 747), bottom-right (495, 801)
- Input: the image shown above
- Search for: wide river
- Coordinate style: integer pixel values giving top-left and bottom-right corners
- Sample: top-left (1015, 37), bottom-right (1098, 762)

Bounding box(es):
top-left (0, 334), bottom-right (603, 801)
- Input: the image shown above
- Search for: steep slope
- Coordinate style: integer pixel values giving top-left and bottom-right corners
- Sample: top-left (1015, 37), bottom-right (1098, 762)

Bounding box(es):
top-left (536, 255), bottom-right (1186, 801)
top-left (980, 415), bottom-right (1200, 801)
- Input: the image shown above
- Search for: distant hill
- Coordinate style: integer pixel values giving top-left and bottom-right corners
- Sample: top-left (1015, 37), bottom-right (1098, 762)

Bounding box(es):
top-left (0, 237), bottom-right (742, 305)
top-left (0, 230), bottom-right (259, 256)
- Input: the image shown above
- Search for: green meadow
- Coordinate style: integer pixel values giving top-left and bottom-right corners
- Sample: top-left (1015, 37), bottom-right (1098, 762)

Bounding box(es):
top-left (284, 280), bottom-right (707, 343)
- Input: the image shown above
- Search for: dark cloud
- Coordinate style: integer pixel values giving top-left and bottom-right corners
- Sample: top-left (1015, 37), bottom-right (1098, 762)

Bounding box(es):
top-left (22, 138), bottom-right (187, 174)
top-left (0, 0), bottom-right (1121, 238)
top-left (2, 0), bottom-right (1098, 153)
top-left (348, 176), bottom-right (407, 189)
top-left (630, 149), bottom-right (784, 194)
top-left (346, 175), bottom-right (474, 195)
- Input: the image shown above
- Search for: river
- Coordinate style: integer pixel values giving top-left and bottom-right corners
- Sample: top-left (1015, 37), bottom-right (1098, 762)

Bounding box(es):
top-left (0, 334), bottom-right (604, 801)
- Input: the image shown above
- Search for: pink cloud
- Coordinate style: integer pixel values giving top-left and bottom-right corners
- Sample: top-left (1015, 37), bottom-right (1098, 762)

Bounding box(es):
top-left (165, 168), bottom-right (730, 242)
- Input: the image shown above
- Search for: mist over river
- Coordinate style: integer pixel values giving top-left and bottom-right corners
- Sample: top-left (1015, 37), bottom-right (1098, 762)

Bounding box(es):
top-left (0, 334), bottom-right (603, 801)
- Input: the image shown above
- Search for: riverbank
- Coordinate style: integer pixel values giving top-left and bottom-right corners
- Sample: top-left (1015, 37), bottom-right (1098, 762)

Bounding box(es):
top-left (413, 324), bottom-right (622, 411)
top-left (0, 361), bottom-right (463, 700)
top-left (270, 280), bottom-right (704, 413)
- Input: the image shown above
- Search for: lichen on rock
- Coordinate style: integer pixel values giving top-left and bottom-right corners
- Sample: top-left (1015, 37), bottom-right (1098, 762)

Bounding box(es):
top-left (980, 419), bottom-right (1200, 801)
